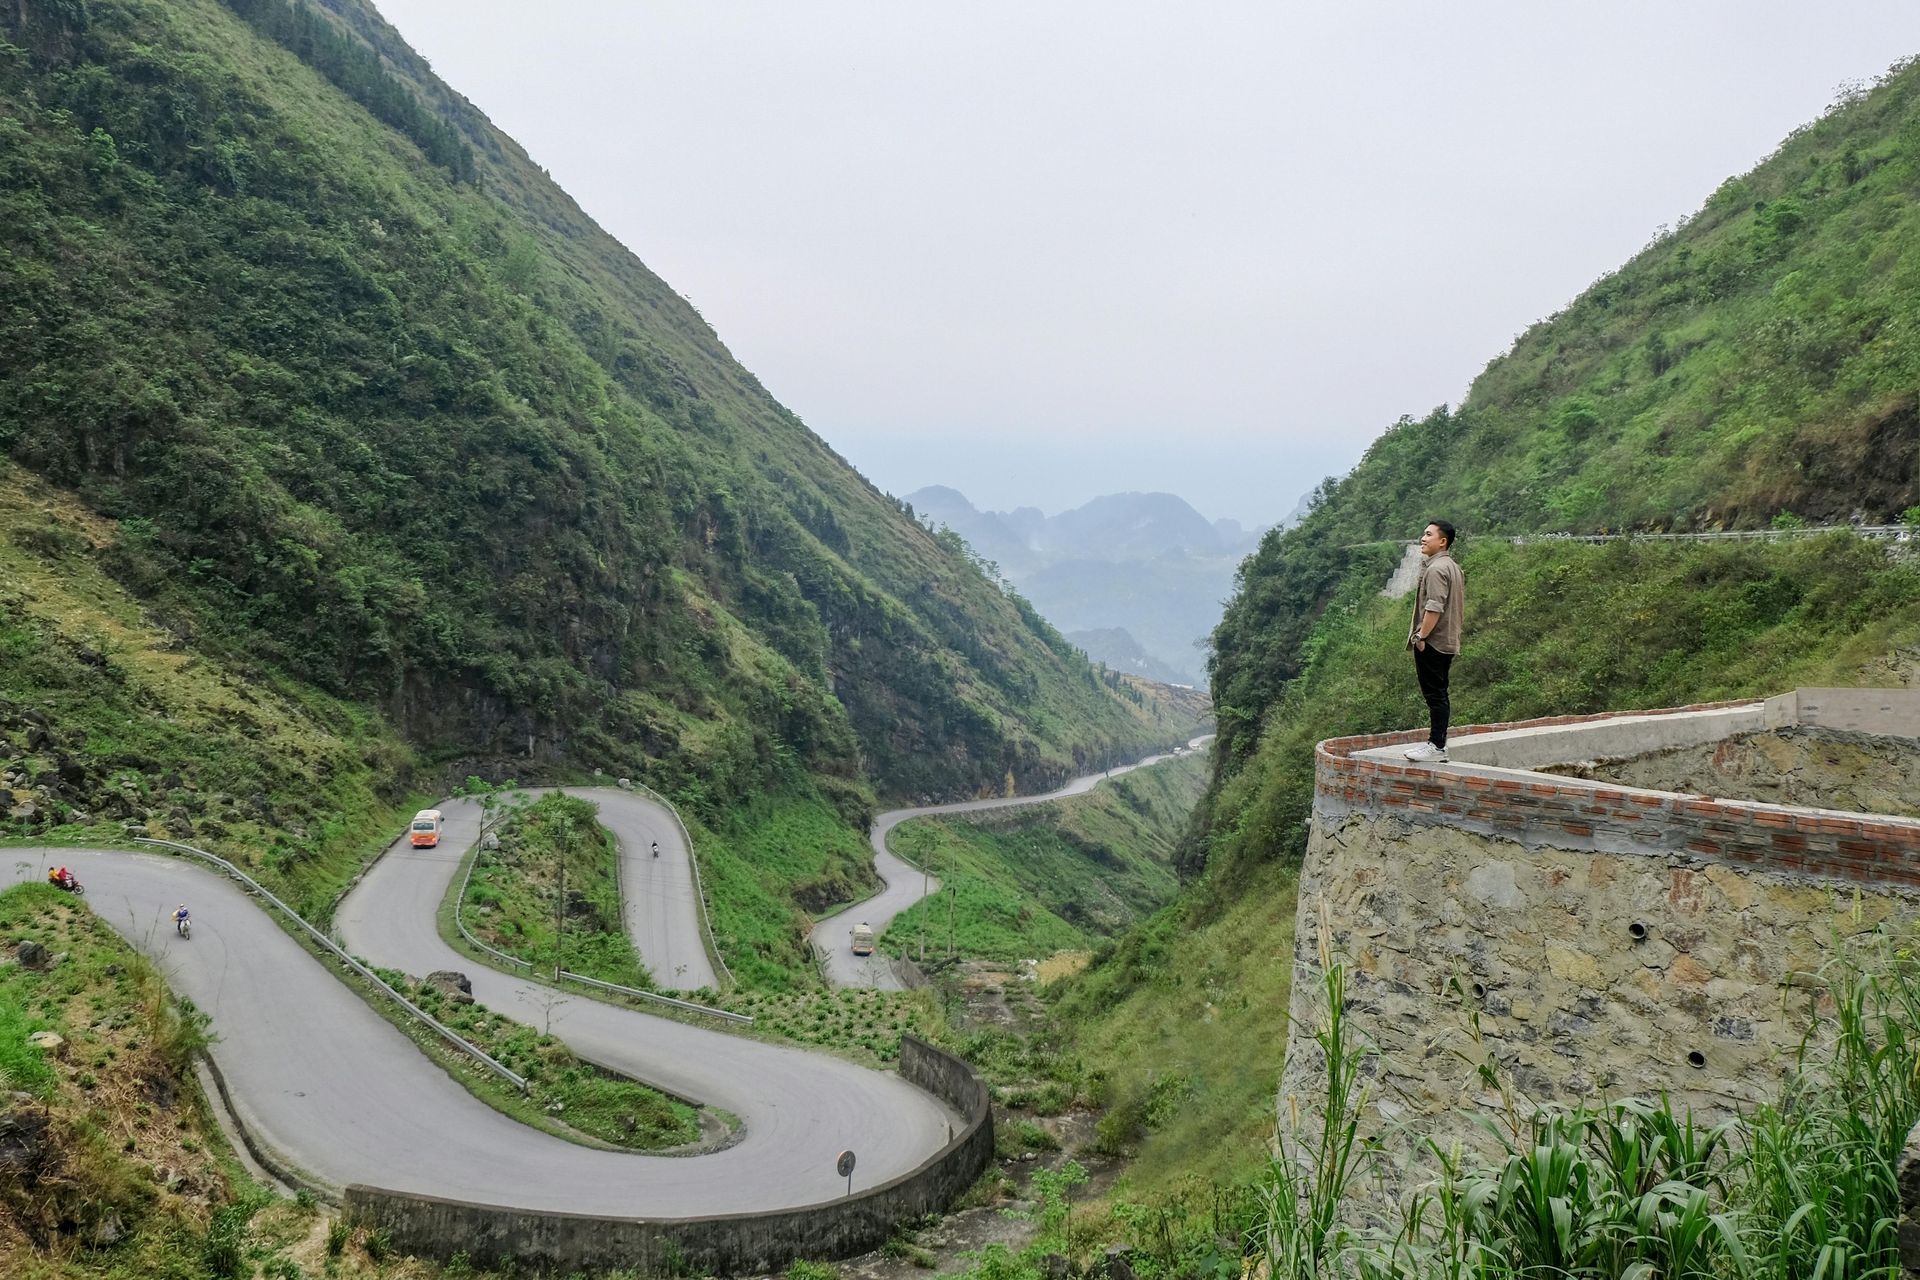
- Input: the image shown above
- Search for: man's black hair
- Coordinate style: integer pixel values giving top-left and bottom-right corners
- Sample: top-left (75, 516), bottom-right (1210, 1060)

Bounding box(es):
top-left (1430, 519), bottom-right (1456, 548)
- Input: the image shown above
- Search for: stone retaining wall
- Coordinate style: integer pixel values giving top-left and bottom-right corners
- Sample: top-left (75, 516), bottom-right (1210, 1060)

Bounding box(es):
top-left (1314, 703), bottom-right (1920, 887)
top-left (345, 1035), bottom-right (992, 1275)
top-left (1287, 693), bottom-right (1920, 1202)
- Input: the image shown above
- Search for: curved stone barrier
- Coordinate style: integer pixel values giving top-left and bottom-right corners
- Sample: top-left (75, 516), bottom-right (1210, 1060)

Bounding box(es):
top-left (1313, 696), bottom-right (1920, 883)
top-left (1290, 689), bottom-right (1920, 1205)
top-left (344, 1035), bottom-right (993, 1274)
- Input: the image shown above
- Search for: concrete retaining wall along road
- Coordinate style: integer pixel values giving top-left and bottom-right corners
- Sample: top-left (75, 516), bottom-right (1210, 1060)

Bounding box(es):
top-left (1287, 691), bottom-right (1920, 1203)
top-left (345, 1035), bottom-right (992, 1275)
top-left (1788, 687), bottom-right (1920, 739)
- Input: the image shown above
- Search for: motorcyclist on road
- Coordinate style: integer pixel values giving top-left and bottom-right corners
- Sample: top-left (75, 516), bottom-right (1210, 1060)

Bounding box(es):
top-left (47, 866), bottom-right (74, 891)
top-left (651, 841), bottom-right (659, 859)
top-left (173, 903), bottom-right (190, 930)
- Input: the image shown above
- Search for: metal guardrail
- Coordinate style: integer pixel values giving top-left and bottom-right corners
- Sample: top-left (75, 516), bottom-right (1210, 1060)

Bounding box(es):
top-left (557, 970), bottom-right (752, 1024)
top-left (624, 779), bottom-right (734, 989)
top-left (451, 829), bottom-right (534, 973)
top-left (132, 838), bottom-right (529, 1092)
top-left (1357, 523), bottom-right (1917, 551)
top-left (1507, 523), bottom-right (1915, 545)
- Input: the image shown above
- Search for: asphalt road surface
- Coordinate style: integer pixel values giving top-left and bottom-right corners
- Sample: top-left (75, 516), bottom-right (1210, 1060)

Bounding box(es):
top-left (8, 800), bottom-right (957, 1212)
top-left (810, 736), bottom-right (1215, 989)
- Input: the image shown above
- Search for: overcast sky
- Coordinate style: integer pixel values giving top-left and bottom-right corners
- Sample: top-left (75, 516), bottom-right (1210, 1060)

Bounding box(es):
top-left (372, 2), bottom-right (1920, 527)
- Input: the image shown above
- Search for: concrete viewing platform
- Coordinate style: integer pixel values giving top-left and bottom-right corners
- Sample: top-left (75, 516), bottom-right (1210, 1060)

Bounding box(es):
top-left (1321, 689), bottom-right (1920, 885)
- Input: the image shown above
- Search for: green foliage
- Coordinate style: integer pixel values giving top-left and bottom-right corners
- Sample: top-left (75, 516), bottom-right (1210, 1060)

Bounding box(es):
top-left (718, 986), bottom-right (934, 1063)
top-left (0, 882), bottom-right (281, 1275)
top-left (0, 0), bottom-right (1186, 832)
top-left (219, 0), bottom-right (475, 180)
top-left (690, 794), bottom-right (880, 989)
top-left (1248, 935), bottom-right (1920, 1278)
top-left (375, 966), bottom-right (702, 1150)
top-left (1205, 534), bottom-right (1920, 881)
top-left (1211, 57), bottom-right (1920, 795)
top-left (881, 754), bottom-right (1203, 964)
top-left (461, 791), bottom-right (650, 987)
top-left (0, 479), bottom-right (422, 919)
top-left (0, 987), bottom-right (58, 1096)
top-left (201, 1199), bottom-right (260, 1279)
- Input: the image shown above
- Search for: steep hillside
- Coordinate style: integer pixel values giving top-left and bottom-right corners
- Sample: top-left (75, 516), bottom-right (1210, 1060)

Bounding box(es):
top-left (0, 0), bottom-right (1191, 838)
top-left (1211, 57), bottom-right (1920, 786)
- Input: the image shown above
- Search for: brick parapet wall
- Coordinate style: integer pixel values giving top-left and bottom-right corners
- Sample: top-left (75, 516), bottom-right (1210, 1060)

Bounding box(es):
top-left (1314, 703), bottom-right (1920, 887)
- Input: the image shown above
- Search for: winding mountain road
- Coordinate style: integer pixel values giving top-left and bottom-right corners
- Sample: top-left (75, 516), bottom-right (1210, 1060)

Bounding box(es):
top-left (6, 742), bottom-right (1207, 1211)
top-left (810, 736), bottom-right (1214, 988)
top-left (8, 795), bottom-right (955, 1212)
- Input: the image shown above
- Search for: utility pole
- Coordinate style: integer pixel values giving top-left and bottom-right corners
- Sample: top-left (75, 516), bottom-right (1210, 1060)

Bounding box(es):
top-left (919, 857), bottom-right (928, 962)
top-left (555, 855), bottom-right (566, 979)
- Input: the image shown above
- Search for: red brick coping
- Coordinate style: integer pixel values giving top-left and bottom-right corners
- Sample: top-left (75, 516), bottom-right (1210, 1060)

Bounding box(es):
top-left (1314, 702), bottom-right (1920, 887)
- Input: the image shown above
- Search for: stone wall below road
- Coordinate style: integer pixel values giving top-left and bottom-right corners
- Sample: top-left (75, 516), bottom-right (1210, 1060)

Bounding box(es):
top-left (346, 1035), bottom-right (992, 1275)
top-left (1287, 693), bottom-right (1920, 1203)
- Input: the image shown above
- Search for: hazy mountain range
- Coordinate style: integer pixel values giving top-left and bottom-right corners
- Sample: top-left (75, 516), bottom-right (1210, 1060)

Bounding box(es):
top-left (905, 487), bottom-right (1271, 686)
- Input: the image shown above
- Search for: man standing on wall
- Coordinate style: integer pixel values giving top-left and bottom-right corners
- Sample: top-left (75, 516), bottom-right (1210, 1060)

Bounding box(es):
top-left (1405, 520), bottom-right (1463, 763)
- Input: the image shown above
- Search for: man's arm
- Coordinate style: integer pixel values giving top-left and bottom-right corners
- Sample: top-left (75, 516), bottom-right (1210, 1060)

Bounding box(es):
top-left (1412, 570), bottom-right (1448, 646)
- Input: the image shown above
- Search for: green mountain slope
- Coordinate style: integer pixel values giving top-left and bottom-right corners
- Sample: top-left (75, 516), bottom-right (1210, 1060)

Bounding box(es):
top-left (1033, 61), bottom-right (1920, 1209)
top-left (0, 0), bottom-right (1194, 848)
top-left (1211, 57), bottom-right (1920, 789)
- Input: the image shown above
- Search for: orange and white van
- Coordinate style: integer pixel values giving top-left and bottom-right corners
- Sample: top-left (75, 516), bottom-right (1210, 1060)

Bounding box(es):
top-left (410, 809), bottom-right (443, 847)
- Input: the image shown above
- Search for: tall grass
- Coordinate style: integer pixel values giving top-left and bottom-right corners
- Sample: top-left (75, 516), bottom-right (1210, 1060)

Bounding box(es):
top-left (1256, 932), bottom-right (1920, 1279)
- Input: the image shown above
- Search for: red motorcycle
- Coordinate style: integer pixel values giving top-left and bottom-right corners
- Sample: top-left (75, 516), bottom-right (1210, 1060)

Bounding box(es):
top-left (47, 870), bottom-right (83, 895)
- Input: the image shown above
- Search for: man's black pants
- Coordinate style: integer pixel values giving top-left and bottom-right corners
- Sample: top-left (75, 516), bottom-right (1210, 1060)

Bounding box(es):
top-left (1414, 644), bottom-right (1454, 747)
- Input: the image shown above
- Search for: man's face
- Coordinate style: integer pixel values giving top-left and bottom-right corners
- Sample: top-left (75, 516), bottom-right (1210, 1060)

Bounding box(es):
top-left (1419, 524), bottom-right (1447, 555)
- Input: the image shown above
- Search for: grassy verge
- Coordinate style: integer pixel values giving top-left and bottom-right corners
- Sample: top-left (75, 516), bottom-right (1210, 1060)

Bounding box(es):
top-left (458, 791), bottom-right (650, 989)
top-left (684, 793), bottom-right (881, 991)
top-left (0, 882), bottom-right (255, 1278)
top-left (367, 968), bottom-right (702, 1152)
top-left (710, 986), bottom-right (938, 1067)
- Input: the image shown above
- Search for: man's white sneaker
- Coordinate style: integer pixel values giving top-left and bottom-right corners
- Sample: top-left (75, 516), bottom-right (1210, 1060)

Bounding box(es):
top-left (1404, 741), bottom-right (1449, 763)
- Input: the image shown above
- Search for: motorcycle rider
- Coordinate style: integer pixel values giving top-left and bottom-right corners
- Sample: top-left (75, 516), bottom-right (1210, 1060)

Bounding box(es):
top-left (173, 903), bottom-right (191, 934)
top-left (46, 866), bottom-right (74, 891)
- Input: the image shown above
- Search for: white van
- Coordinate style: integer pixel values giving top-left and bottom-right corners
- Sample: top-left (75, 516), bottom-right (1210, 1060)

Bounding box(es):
top-left (850, 922), bottom-right (875, 956)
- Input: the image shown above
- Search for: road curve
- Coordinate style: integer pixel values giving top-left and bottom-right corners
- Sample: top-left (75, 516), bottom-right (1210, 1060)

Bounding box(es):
top-left (810, 736), bottom-right (1215, 988)
top-left (8, 800), bottom-right (959, 1213)
top-left (457, 788), bottom-right (715, 990)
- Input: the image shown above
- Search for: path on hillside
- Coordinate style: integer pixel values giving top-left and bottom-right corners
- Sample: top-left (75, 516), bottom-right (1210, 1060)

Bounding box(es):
top-left (810, 735), bottom-right (1215, 989)
top-left (8, 794), bottom-right (956, 1212)
top-left (1379, 522), bottom-right (1916, 599)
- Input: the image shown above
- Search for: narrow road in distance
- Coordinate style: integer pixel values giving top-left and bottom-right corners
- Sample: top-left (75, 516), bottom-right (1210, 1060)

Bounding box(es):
top-left (810, 735), bottom-right (1214, 989)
